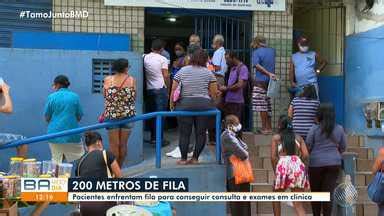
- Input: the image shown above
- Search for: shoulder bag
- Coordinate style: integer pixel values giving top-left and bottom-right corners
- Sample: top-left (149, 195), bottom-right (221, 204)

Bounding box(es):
top-left (368, 161), bottom-right (384, 203)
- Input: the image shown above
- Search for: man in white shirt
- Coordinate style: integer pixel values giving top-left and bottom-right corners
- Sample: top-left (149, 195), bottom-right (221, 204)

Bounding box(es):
top-left (211, 34), bottom-right (227, 86)
top-left (144, 39), bottom-right (170, 145)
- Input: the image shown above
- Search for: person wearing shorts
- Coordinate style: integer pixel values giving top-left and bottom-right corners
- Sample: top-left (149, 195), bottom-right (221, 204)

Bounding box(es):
top-left (44, 75), bottom-right (84, 163)
top-left (251, 36), bottom-right (276, 134)
top-left (103, 58), bottom-right (136, 167)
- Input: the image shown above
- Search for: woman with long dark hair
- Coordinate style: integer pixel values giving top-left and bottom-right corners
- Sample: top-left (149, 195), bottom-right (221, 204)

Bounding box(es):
top-left (306, 103), bottom-right (347, 216)
top-left (271, 115), bottom-right (309, 216)
top-left (103, 58), bottom-right (136, 167)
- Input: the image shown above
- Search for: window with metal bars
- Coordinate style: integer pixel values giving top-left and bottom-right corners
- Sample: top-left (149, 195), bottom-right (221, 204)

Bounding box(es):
top-left (92, 59), bottom-right (115, 93)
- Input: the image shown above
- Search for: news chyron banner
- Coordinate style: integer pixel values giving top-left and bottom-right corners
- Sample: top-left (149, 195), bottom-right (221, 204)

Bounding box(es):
top-left (21, 178), bottom-right (330, 202)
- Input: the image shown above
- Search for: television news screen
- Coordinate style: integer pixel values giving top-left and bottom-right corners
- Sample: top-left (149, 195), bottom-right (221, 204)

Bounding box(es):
top-left (0, 0), bottom-right (382, 215)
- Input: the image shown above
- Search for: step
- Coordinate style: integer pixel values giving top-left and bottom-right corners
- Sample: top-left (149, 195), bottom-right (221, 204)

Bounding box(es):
top-left (347, 147), bottom-right (374, 160)
top-left (347, 135), bottom-right (365, 148)
top-left (357, 186), bottom-right (370, 203)
top-left (251, 198), bottom-right (313, 215)
top-left (253, 169), bottom-right (275, 184)
top-left (243, 132), bottom-right (273, 147)
top-left (251, 183), bottom-right (274, 192)
top-left (249, 155), bottom-right (273, 171)
top-left (356, 172), bottom-right (374, 187)
top-left (356, 202), bottom-right (379, 216)
top-left (356, 159), bottom-right (375, 172)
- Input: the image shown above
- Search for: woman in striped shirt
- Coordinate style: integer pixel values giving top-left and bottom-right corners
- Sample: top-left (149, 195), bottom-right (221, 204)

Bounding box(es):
top-left (170, 48), bottom-right (218, 165)
top-left (288, 85), bottom-right (319, 140)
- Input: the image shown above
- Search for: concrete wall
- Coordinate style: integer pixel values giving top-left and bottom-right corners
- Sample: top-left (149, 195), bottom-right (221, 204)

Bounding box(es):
top-left (345, 26), bottom-right (384, 150)
top-left (0, 48), bottom-right (143, 171)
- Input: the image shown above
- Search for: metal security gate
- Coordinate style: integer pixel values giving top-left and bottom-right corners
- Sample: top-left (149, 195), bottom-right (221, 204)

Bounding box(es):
top-left (194, 15), bottom-right (253, 129)
top-left (194, 15), bottom-right (252, 66)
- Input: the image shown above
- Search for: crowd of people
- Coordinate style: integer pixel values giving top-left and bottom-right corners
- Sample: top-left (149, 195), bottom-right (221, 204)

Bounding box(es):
top-left (0, 32), bottom-right (372, 216)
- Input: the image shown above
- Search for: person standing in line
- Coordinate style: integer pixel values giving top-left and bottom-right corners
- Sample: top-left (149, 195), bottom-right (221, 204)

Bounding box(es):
top-left (184, 34), bottom-right (201, 66)
top-left (171, 42), bottom-right (187, 81)
top-left (306, 103), bottom-right (346, 216)
top-left (170, 48), bottom-right (217, 165)
top-left (251, 36), bottom-right (276, 135)
top-left (76, 131), bottom-right (122, 216)
top-left (271, 115), bottom-right (309, 216)
top-left (208, 34), bottom-right (227, 145)
top-left (0, 81), bottom-right (28, 157)
top-left (221, 115), bottom-right (251, 216)
top-left (166, 36), bottom-right (200, 159)
top-left (288, 85), bottom-right (320, 140)
top-left (144, 39), bottom-right (170, 146)
top-left (372, 147), bottom-right (384, 216)
top-left (220, 51), bottom-right (249, 122)
top-left (103, 58), bottom-right (136, 167)
top-left (289, 36), bottom-right (327, 98)
top-left (44, 75), bottom-right (84, 163)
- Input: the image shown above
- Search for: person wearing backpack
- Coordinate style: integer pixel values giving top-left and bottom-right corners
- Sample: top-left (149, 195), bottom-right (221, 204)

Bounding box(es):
top-left (219, 51), bottom-right (249, 122)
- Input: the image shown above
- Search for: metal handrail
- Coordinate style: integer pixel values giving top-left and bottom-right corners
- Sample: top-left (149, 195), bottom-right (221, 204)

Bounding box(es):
top-left (0, 110), bottom-right (222, 168)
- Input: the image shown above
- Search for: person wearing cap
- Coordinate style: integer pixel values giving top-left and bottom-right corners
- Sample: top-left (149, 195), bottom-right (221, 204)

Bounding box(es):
top-left (251, 36), bottom-right (276, 134)
top-left (44, 75), bottom-right (84, 163)
top-left (290, 36), bottom-right (327, 98)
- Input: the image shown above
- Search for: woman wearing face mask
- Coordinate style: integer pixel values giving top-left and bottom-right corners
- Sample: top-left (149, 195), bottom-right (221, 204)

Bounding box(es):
top-left (221, 115), bottom-right (251, 216)
top-left (289, 36), bottom-right (327, 99)
top-left (171, 42), bottom-right (187, 80)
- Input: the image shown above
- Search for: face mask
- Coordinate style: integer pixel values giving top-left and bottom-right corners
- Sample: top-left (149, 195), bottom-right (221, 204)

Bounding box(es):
top-left (175, 50), bottom-right (184, 57)
top-left (299, 45), bottom-right (309, 53)
top-left (232, 124), bottom-right (242, 132)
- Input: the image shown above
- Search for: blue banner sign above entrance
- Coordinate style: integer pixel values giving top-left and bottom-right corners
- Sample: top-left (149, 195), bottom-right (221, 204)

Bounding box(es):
top-left (104, 0), bottom-right (285, 11)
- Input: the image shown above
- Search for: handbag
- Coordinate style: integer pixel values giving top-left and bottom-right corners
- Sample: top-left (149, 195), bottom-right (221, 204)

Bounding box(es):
top-left (368, 162), bottom-right (384, 203)
top-left (229, 155), bottom-right (254, 185)
top-left (172, 82), bottom-right (181, 103)
top-left (102, 150), bottom-right (113, 178)
top-left (98, 75), bottom-right (130, 123)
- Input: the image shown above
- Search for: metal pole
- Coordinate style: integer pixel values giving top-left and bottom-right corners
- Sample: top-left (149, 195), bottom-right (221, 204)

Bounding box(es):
top-left (215, 110), bottom-right (222, 164)
top-left (155, 115), bottom-right (163, 168)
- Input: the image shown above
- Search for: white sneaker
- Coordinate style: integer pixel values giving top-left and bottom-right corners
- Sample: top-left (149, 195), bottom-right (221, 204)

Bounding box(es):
top-left (166, 147), bottom-right (193, 159)
top-left (166, 147), bottom-right (180, 157)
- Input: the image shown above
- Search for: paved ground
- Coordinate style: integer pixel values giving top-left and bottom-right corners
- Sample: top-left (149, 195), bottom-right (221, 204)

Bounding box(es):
top-left (122, 129), bottom-right (217, 176)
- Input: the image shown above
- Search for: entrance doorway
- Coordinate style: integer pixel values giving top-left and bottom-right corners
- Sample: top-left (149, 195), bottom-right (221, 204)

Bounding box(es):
top-left (144, 8), bottom-right (253, 129)
top-left (293, 1), bottom-right (346, 124)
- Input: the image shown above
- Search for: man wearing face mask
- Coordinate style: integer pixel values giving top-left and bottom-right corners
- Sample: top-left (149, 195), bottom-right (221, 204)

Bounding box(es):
top-left (289, 36), bottom-right (327, 98)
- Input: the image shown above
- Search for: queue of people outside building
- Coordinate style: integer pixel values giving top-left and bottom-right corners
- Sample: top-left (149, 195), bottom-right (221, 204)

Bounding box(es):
top-left (0, 32), bottom-right (357, 216)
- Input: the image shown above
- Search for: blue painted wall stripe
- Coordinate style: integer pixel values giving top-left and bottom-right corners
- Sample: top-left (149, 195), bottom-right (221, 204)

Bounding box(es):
top-left (12, 31), bottom-right (132, 51)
